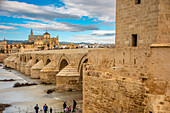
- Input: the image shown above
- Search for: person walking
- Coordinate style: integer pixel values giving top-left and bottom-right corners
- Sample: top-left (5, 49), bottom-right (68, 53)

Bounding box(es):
top-left (50, 107), bottom-right (53, 113)
top-left (34, 104), bottom-right (39, 113)
top-left (72, 100), bottom-right (77, 112)
top-left (63, 102), bottom-right (67, 112)
top-left (43, 104), bottom-right (48, 113)
top-left (68, 106), bottom-right (71, 112)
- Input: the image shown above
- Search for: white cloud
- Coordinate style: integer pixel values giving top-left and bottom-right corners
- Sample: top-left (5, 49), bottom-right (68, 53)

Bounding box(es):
top-left (0, 0), bottom-right (79, 20)
top-left (0, 0), bottom-right (116, 22)
top-left (0, 24), bottom-right (17, 30)
top-left (70, 30), bottom-right (115, 44)
top-left (4, 21), bottom-right (98, 32)
top-left (74, 30), bottom-right (115, 38)
top-left (61, 0), bottom-right (116, 22)
top-left (70, 37), bottom-right (115, 44)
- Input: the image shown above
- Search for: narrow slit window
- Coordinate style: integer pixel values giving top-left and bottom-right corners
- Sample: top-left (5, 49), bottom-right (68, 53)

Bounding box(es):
top-left (135, 0), bottom-right (141, 4)
top-left (134, 59), bottom-right (136, 64)
top-left (123, 59), bottom-right (125, 64)
top-left (132, 34), bottom-right (137, 47)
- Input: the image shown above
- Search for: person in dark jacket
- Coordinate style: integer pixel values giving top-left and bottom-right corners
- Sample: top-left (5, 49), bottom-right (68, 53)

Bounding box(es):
top-left (63, 102), bottom-right (67, 112)
top-left (43, 104), bottom-right (48, 113)
top-left (50, 107), bottom-right (53, 113)
top-left (72, 100), bottom-right (77, 112)
top-left (34, 104), bottom-right (39, 113)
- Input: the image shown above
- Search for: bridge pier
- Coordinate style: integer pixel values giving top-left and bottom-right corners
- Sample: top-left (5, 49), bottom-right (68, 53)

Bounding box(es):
top-left (30, 60), bottom-right (44, 79)
top-left (56, 64), bottom-right (81, 91)
top-left (4, 56), bottom-right (12, 67)
top-left (40, 62), bottom-right (58, 84)
top-left (9, 56), bottom-right (17, 69)
top-left (16, 61), bottom-right (21, 71)
top-left (3, 56), bottom-right (10, 67)
top-left (25, 59), bottom-right (35, 76)
top-left (20, 62), bottom-right (26, 73)
top-left (14, 57), bottom-right (19, 70)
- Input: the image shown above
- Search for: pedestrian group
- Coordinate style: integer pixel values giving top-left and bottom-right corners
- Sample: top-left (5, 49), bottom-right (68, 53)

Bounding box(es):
top-left (34, 100), bottom-right (77, 113)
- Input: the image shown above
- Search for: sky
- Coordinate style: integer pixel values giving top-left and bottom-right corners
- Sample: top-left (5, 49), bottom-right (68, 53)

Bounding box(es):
top-left (0, 0), bottom-right (116, 44)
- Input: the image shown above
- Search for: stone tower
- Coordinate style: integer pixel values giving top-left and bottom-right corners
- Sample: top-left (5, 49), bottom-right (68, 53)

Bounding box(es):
top-left (116, 0), bottom-right (170, 48)
top-left (30, 29), bottom-right (33, 35)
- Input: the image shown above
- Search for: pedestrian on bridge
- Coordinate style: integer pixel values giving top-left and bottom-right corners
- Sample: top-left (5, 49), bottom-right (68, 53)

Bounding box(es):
top-left (63, 102), bottom-right (67, 112)
top-left (72, 100), bottom-right (77, 112)
top-left (34, 104), bottom-right (39, 113)
top-left (43, 104), bottom-right (48, 113)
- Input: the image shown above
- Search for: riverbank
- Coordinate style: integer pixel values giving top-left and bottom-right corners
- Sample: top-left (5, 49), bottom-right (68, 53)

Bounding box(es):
top-left (0, 63), bottom-right (82, 113)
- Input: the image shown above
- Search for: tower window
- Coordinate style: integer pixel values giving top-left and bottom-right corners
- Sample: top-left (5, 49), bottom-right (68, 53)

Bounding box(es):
top-left (134, 59), bottom-right (136, 64)
top-left (135, 0), bottom-right (141, 4)
top-left (132, 34), bottom-right (137, 47)
top-left (123, 59), bottom-right (125, 64)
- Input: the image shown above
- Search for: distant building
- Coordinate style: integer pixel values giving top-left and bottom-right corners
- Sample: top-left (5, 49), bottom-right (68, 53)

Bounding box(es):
top-left (28, 29), bottom-right (59, 49)
top-left (0, 38), bottom-right (7, 45)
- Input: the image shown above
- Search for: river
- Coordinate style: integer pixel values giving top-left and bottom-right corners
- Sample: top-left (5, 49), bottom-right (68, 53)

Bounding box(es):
top-left (0, 63), bottom-right (82, 113)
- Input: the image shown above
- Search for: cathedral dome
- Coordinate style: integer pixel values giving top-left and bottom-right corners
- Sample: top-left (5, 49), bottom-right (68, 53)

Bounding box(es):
top-left (43, 31), bottom-right (50, 35)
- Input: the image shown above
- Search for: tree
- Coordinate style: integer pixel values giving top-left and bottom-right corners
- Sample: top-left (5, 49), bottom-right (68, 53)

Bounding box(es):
top-left (42, 46), bottom-right (45, 50)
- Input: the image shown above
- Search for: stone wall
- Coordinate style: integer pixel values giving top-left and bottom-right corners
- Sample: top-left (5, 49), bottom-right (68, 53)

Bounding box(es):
top-left (157, 0), bottom-right (170, 43)
top-left (0, 54), bottom-right (7, 63)
top-left (116, 0), bottom-right (159, 47)
top-left (83, 46), bottom-right (170, 112)
top-left (56, 76), bottom-right (82, 92)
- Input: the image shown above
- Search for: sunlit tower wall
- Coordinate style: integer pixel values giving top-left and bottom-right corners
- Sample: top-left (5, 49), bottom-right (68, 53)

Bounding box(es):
top-left (115, 0), bottom-right (170, 48)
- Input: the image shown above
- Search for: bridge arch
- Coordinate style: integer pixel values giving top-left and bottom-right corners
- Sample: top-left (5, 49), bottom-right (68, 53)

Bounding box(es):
top-left (46, 59), bottom-right (51, 65)
top-left (58, 55), bottom-right (70, 71)
top-left (35, 59), bottom-right (39, 63)
top-left (78, 54), bottom-right (88, 81)
top-left (44, 56), bottom-right (52, 65)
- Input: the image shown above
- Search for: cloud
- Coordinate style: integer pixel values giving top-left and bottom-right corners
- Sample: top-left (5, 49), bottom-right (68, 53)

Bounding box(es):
top-left (0, 0), bottom-right (116, 22)
top-left (0, 0), bottom-right (79, 21)
top-left (4, 21), bottom-right (98, 32)
top-left (61, 0), bottom-right (116, 22)
top-left (0, 24), bottom-right (17, 30)
top-left (70, 37), bottom-right (115, 44)
top-left (74, 30), bottom-right (115, 38)
top-left (0, 31), bottom-right (21, 33)
top-left (70, 30), bottom-right (115, 44)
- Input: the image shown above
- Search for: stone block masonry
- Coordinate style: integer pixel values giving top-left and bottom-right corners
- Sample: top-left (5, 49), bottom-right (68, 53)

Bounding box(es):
top-left (83, 46), bottom-right (170, 113)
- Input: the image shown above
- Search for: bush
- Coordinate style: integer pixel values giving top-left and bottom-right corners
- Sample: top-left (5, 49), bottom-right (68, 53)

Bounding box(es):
top-left (46, 89), bottom-right (55, 94)
top-left (68, 88), bottom-right (72, 92)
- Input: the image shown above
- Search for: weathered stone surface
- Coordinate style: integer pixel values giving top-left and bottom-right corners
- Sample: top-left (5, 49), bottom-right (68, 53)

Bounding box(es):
top-left (56, 64), bottom-right (81, 91)
top-left (20, 62), bottom-right (26, 74)
top-left (40, 61), bottom-right (58, 84)
top-left (25, 59), bottom-right (34, 76)
top-left (83, 0), bottom-right (170, 112)
top-left (31, 60), bottom-right (44, 79)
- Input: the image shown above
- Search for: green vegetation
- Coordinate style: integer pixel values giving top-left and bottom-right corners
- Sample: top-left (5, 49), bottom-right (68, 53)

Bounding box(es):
top-left (68, 88), bottom-right (72, 92)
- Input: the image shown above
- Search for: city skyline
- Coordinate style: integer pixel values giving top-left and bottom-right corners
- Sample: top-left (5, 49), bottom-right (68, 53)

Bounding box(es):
top-left (0, 0), bottom-right (116, 44)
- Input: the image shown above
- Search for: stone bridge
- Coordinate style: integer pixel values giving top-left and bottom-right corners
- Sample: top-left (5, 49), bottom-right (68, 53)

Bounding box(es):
top-left (4, 49), bottom-right (88, 91)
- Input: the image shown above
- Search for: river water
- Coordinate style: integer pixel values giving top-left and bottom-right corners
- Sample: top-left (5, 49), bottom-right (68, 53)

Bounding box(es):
top-left (0, 63), bottom-right (82, 113)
